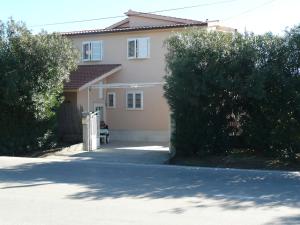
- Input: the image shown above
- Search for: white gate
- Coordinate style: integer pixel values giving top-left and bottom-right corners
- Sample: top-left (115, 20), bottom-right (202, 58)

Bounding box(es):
top-left (82, 111), bottom-right (100, 151)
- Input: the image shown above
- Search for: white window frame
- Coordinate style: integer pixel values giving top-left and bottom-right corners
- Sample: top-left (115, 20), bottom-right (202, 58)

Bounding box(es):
top-left (137, 37), bottom-right (150, 59)
top-left (126, 90), bottom-right (144, 110)
top-left (107, 92), bottom-right (116, 108)
top-left (82, 41), bottom-right (91, 61)
top-left (126, 92), bottom-right (135, 109)
top-left (82, 41), bottom-right (103, 61)
top-left (91, 41), bottom-right (103, 61)
top-left (127, 37), bottom-right (150, 59)
top-left (127, 38), bottom-right (137, 59)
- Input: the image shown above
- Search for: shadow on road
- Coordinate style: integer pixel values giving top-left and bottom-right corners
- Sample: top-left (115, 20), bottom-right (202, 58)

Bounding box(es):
top-left (1, 155), bottom-right (300, 215)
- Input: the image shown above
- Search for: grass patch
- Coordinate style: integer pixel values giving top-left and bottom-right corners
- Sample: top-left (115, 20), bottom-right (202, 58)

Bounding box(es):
top-left (19, 142), bottom-right (76, 157)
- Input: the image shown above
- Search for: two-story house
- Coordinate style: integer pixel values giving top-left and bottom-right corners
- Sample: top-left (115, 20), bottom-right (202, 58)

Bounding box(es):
top-left (62, 10), bottom-right (234, 142)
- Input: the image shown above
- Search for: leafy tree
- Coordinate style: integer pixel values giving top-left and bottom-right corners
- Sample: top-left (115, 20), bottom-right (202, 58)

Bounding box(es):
top-left (242, 30), bottom-right (300, 160)
top-left (0, 19), bottom-right (78, 155)
top-left (165, 27), bottom-right (300, 160)
top-left (165, 30), bottom-right (241, 156)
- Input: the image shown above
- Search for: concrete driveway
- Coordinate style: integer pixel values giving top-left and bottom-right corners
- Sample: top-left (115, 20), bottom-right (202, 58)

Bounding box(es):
top-left (46, 141), bottom-right (170, 164)
top-left (0, 142), bottom-right (300, 225)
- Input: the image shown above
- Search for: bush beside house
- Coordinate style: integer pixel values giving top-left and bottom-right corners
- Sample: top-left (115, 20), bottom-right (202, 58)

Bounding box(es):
top-left (165, 27), bottom-right (300, 161)
top-left (0, 20), bottom-right (78, 155)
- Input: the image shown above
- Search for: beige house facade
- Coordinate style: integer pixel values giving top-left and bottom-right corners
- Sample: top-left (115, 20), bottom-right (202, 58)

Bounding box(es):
top-left (63, 10), bottom-right (235, 142)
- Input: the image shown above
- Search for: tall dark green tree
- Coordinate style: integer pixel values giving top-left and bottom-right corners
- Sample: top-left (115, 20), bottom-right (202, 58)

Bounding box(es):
top-left (165, 31), bottom-right (243, 156)
top-left (165, 27), bottom-right (300, 160)
top-left (242, 30), bottom-right (300, 160)
top-left (0, 19), bottom-right (78, 155)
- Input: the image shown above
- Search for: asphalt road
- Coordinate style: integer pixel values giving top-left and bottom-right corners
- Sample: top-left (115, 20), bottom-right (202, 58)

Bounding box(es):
top-left (0, 145), bottom-right (299, 225)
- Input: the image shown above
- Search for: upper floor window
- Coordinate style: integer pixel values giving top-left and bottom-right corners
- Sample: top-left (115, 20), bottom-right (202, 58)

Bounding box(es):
top-left (82, 41), bottom-right (103, 61)
top-left (127, 38), bottom-right (150, 59)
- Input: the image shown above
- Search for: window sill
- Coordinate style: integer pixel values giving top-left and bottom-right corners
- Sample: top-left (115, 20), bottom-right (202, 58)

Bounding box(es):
top-left (126, 108), bottom-right (144, 111)
top-left (82, 59), bottom-right (103, 62)
top-left (127, 57), bottom-right (150, 60)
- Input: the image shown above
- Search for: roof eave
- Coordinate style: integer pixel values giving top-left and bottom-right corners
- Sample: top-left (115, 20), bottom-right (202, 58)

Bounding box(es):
top-left (61, 23), bottom-right (208, 37)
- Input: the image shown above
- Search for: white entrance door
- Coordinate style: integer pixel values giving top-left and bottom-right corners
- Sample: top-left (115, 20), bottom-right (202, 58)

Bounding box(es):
top-left (94, 103), bottom-right (106, 122)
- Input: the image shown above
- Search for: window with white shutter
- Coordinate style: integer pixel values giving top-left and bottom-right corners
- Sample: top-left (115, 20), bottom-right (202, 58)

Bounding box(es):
top-left (82, 41), bottom-right (103, 61)
top-left (137, 38), bottom-right (150, 58)
top-left (91, 41), bottom-right (102, 61)
top-left (127, 38), bottom-right (150, 59)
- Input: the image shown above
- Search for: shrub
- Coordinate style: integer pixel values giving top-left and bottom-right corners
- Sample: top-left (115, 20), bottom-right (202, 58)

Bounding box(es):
top-left (242, 31), bottom-right (300, 160)
top-left (165, 27), bottom-right (300, 160)
top-left (0, 19), bottom-right (78, 155)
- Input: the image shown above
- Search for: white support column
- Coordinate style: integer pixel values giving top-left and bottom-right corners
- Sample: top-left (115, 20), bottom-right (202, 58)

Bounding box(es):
top-left (87, 86), bottom-right (91, 112)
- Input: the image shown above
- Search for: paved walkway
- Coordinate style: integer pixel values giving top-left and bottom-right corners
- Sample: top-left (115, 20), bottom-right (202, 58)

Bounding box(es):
top-left (0, 143), bottom-right (300, 225)
top-left (46, 141), bottom-right (170, 164)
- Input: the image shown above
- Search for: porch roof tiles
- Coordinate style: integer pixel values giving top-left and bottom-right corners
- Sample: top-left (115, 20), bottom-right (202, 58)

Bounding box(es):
top-left (64, 64), bottom-right (121, 91)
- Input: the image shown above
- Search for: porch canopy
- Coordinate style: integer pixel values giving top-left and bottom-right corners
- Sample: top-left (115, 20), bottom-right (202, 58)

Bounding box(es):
top-left (64, 64), bottom-right (164, 91)
top-left (64, 64), bottom-right (122, 92)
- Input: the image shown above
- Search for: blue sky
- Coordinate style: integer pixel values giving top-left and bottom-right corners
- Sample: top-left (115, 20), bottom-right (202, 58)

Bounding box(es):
top-left (1, 0), bottom-right (299, 34)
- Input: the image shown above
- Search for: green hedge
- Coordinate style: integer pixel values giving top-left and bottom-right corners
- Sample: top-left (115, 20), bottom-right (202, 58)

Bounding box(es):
top-left (164, 27), bottom-right (300, 160)
top-left (0, 20), bottom-right (78, 155)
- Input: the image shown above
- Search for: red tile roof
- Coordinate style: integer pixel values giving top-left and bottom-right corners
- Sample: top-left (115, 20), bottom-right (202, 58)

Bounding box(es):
top-left (61, 23), bottom-right (207, 36)
top-left (125, 10), bottom-right (203, 25)
top-left (64, 64), bottom-right (121, 90)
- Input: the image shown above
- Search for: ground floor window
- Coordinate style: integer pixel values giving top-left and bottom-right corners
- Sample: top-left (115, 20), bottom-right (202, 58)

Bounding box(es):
top-left (126, 91), bottom-right (143, 110)
top-left (107, 92), bottom-right (116, 108)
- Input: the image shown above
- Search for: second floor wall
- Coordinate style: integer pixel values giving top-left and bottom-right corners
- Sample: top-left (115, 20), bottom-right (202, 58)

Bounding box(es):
top-left (68, 28), bottom-right (192, 83)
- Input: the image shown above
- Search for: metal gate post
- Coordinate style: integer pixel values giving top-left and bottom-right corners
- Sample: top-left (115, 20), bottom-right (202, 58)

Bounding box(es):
top-left (96, 111), bottom-right (100, 149)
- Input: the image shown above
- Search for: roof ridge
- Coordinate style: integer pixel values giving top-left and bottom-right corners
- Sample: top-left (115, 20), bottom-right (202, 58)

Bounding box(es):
top-left (125, 10), bottom-right (202, 24)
